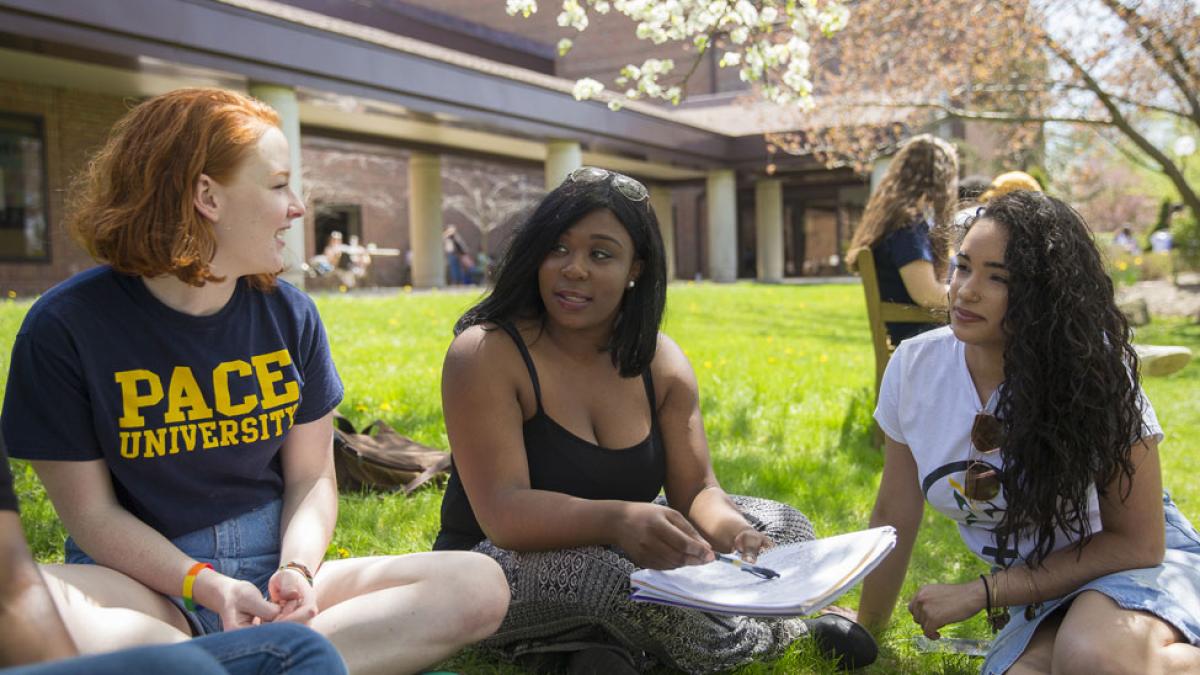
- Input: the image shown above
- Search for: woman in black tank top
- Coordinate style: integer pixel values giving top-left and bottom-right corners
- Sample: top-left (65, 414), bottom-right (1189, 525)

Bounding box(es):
top-left (433, 168), bottom-right (874, 672)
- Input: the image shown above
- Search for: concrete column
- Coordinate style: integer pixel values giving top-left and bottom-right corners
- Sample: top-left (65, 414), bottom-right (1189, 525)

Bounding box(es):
top-left (249, 82), bottom-right (305, 287)
top-left (649, 184), bottom-right (675, 282)
top-left (408, 152), bottom-right (444, 289)
top-left (705, 169), bottom-right (737, 283)
top-left (544, 140), bottom-right (582, 190)
top-left (755, 179), bottom-right (784, 282)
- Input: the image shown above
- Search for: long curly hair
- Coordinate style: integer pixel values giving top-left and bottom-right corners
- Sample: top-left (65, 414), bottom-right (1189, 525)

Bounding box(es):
top-left (981, 191), bottom-right (1142, 567)
top-left (68, 88), bottom-right (281, 289)
top-left (849, 134), bottom-right (958, 276)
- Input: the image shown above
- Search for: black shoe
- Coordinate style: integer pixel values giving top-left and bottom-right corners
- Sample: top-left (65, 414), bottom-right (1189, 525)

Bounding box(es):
top-left (802, 614), bottom-right (878, 670)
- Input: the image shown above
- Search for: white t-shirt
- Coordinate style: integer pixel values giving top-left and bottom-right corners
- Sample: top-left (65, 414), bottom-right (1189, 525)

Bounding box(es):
top-left (874, 326), bottom-right (1163, 566)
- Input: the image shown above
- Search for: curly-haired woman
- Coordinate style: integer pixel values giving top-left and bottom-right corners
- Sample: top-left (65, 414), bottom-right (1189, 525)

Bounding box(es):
top-left (848, 134), bottom-right (959, 345)
top-left (0, 88), bottom-right (508, 674)
top-left (857, 190), bottom-right (1200, 674)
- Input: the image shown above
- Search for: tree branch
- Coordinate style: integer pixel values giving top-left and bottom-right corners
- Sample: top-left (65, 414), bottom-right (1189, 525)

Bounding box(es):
top-left (837, 99), bottom-right (1111, 126)
top-left (951, 82), bottom-right (1190, 120)
top-left (1098, 0), bottom-right (1200, 129)
top-left (1041, 31), bottom-right (1200, 219)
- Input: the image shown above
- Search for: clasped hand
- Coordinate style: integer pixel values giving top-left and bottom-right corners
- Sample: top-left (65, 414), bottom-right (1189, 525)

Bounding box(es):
top-left (268, 567), bottom-right (320, 624)
top-left (907, 579), bottom-right (987, 639)
top-left (194, 567), bottom-right (318, 629)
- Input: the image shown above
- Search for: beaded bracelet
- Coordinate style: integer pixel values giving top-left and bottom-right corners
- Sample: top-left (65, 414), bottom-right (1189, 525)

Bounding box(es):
top-left (182, 562), bottom-right (214, 612)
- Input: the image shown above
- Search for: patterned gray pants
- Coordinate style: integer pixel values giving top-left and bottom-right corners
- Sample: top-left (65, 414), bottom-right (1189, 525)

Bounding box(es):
top-left (473, 495), bottom-right (817, 673)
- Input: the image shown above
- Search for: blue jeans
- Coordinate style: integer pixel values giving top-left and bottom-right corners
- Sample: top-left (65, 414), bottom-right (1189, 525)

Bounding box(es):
top-left (2, 623), bottom-right (346, 674)
top-left (66, 500), bottom-right (282, 635)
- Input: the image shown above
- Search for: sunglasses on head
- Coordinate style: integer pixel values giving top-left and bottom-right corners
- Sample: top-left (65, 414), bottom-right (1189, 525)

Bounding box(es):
top-left (964, 412), bottom-right (1005, 501)
top-left (567, 166), bottom-right (649, 203)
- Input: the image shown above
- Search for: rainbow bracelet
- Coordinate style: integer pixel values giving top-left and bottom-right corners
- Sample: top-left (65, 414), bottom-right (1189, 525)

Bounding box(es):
top-left (182, 562), bottom-right (214, 612)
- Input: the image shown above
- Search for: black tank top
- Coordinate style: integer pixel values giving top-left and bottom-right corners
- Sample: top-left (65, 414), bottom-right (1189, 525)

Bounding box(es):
top-left (434, 323), bottom-right (667, 550)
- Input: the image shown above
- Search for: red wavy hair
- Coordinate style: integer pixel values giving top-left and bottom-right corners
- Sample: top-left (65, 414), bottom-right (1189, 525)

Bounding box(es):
top-left (69, 88), bottom-right (282, 289)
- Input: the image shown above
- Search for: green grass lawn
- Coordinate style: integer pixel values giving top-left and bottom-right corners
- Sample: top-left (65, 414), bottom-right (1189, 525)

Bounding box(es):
top-left (3, 281), bottom-right (1197, 674)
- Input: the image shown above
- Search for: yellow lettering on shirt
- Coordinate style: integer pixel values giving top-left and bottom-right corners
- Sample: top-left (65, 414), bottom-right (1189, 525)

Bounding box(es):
top-left (197, 421), bottom-right (218, 449)
top-left (179, 424), bottom-right (197, 451)
top-left (113, 349), bottom-right (306, 460)
top-left (252, 350), bottom-right (300, 409)
top-left (119, 431), bottom-right (138, 459)
top-left (218, 420), bottom-right (238, 446)
top-left (114, 370), bottom-right (163, 428)
top-left (142, 427), bottom-right (169, 458)
top-left (163, 367), bottom-right (214, 424)
top-left (268, 408), bottom-right (287, 437)
top-left (213, 360), bottom-right (257, 416)
top-left (240, 416), bottom-right (261, 443)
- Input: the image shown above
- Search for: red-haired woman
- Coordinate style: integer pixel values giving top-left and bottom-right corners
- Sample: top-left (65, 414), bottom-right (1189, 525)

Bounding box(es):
top-left (0, 88), bottom-right (508, 674)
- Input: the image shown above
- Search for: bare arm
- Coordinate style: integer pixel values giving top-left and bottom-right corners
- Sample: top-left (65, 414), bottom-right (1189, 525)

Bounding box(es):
top-left (993, 437), bottom-right (1164, 605)
top-left (898, 260), bottom-right (949, 309)
top-left (443, 327), bottom-right (710, 569)
top-left (0, 510), bottom-right (78, 666)
top-left (271, 411), bottom-right (338, 622)
top-left (30, 459), bottom-right (279, 629)
top-left (909, 438), bottom-right (1165, 638)
top-left (653, 335), bottom-right (760, 557)
top-left (857, 434), bottom-right (925, 635)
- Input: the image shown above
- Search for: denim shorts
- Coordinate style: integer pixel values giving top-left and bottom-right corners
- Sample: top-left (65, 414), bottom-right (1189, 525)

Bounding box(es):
top-left (982, 492), bottom-right (1200, 674)
top-left (66, 499), bottom-right (282, 636)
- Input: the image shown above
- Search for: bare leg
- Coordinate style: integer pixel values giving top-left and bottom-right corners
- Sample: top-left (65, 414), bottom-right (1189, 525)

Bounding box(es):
top-left (1051, 590), bottom-right (1200, 675)
top-left (40, 563), bottom-right (191, 653)
top-left (309, 551), bottom-right (508, 675)
top-left (1004, 610), bottom-right (1061, 675)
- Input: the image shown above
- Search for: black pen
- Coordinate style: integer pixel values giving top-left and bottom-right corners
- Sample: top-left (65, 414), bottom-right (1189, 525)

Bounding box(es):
top-left (714, 553), bottom-right (780, 580)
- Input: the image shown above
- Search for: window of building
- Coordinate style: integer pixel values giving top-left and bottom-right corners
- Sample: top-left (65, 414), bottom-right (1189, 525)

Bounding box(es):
top-left (0, 114), bottom-right (49, 262)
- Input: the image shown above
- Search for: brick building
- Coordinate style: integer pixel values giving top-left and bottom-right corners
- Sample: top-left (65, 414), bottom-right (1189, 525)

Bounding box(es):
top-left (0, 0), bottom-right (971, 294)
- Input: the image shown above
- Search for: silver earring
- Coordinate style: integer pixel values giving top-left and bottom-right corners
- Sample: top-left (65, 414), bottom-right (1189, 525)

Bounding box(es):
top-left (627, 280), bottom-right (635, 288)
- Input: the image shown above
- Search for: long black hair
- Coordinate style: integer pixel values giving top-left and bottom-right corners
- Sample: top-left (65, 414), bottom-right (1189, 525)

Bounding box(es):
top-left (982, 191), bottom-right (1143, 567)
top-left (455, 173), bottom-right (667, 377)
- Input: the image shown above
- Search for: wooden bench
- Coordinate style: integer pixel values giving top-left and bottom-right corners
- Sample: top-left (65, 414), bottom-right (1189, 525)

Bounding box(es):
top-left (854, 247), bottom-right (945, 447)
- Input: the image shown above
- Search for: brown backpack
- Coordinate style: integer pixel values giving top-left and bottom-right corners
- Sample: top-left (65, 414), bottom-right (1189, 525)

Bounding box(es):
top-left (332, 413), bottom-right (452, 494)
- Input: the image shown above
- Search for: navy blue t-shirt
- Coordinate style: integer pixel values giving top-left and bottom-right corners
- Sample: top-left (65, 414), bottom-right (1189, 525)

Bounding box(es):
top-left (872, 219), bottom-right (939, 345)
top-left (0, 440), bottom-right (16, 513)
top-left (1, 267), bottom-right (343, 538)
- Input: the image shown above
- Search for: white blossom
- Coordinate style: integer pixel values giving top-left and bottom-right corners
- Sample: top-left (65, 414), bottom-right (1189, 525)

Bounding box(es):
top-left (572, 77), bottom-right (605, 100)
top-left (557, 0), bottom-right (589, 30)
top-left (505, 0), bottom-right (848, 107)
top-left (505, 0), bottom-right (537, 18)
top-left (557, 37), bottom-right (574, 55)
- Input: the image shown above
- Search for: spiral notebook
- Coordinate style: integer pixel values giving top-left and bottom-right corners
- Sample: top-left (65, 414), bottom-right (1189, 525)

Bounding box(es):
top-left (629, 526), bottom-right (897, 617)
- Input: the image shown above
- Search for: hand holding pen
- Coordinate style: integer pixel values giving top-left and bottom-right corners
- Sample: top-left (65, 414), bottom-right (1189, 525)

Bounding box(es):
top-left (715, 552), bottom-right (780, 580)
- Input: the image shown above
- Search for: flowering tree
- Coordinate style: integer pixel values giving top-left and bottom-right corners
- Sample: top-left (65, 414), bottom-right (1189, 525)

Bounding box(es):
top-left (504, 0), bottom-right (850, 109)
top-left (505, 0), bottom-right (1199, 222)
top-left (785, 0), bottom-right (1200, 220)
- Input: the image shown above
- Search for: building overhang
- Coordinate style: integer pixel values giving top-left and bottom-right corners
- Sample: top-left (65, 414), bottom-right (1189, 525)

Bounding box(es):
top-left (0, 0), bottom-right (734, 178)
